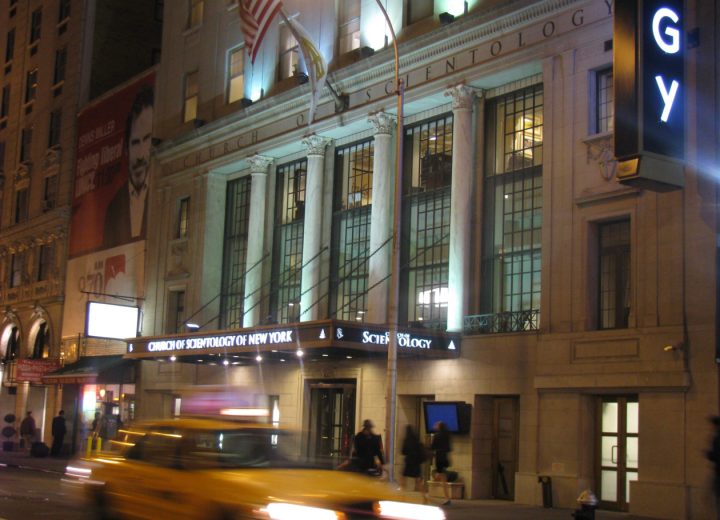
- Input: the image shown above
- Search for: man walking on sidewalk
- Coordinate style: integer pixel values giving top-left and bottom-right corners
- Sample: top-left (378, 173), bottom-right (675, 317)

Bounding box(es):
top-left (51, 410), bottom-right (66, 457)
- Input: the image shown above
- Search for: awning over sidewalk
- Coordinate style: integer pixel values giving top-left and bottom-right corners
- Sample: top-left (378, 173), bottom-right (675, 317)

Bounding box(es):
top-left (123, 319), bottom-right (461, 364)
top-left (42, 355), bottom-right (136, 385)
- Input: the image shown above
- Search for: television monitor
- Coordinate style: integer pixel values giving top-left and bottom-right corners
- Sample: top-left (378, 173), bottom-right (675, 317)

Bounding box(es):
top-left (423, 401), bottom-right (471, 434)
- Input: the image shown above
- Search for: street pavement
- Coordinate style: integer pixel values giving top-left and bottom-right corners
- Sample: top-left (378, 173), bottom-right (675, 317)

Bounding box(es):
top-left (0, 449), bottom-right (653, 520)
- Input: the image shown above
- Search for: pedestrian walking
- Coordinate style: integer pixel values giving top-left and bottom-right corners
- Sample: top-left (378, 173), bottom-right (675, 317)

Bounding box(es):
top-left (431, 420), bottom-right (452, 506)
top-left (400, 425), bottom-right (429, 502)
top-left (706, 416), bottom-right (720, 516)
top-left (352, 419), bottom-right (385, 476)
top-left (51, 410), bottom-right (67, 456)
top-left (19, 411), bottom-right (36, 453)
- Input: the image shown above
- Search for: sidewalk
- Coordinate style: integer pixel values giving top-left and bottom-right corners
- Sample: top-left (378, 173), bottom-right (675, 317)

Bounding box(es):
top-left (0, 449), bottom-right (654, 520)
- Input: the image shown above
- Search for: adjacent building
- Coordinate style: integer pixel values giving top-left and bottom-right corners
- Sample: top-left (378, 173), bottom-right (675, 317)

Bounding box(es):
top-left (0, 0), bottom-right (160, 452)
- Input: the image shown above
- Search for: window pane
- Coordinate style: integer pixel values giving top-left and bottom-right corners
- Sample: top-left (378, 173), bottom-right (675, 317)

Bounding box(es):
top-left (626, 437), bottom-right (638, 469)
top-left (220, 177), bottom-right (251, 328)
top-left (331, 139), bottom-right (373, 321)
top-left (228, 49), bottom-right (245, 104)
top-left (626, 401), bottom-right (639, 434)
top-left (601, 470), bottom-right (617, 502)
top-left (601, 436), bottom-right (618, 467)
top-left (402, 114), bottom-right (453, 327)
top-left (602, 401), bottom-right (618, 433)
top-left (625, 471), bottom-right (638, 502)
top-left (271, 160), bottom-right (307, 323)
top-left (596, 68), bottom-right (614, 133)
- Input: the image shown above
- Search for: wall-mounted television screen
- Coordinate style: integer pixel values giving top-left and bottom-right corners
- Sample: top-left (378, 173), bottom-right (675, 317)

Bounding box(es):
top-left (423, 401), bottom-right (472, 434)
top-left (86, 301), bottom-right (139, 340)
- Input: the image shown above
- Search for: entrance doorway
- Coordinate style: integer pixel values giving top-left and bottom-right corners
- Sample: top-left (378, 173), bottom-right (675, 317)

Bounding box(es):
top-left (598, 396), bottom-right (638, 511)
top-left (492, 397), bottom-right (519, 500)
top-left (307, 379), bottom-right (356, 466)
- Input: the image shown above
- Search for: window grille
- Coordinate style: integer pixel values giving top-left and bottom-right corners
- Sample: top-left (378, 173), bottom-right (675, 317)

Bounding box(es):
top-left (330, 138), bottom-right (373, 321)
top-left (271, 159), bottom-right (307, 323)
top-left (220, 177), bottom-right (251, 329)
top-left (401, 113), bottom-right (453, 327)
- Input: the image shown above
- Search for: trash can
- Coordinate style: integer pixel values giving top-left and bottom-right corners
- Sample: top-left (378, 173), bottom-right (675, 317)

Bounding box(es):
top-left (538, 476), bottom-right (552, 508)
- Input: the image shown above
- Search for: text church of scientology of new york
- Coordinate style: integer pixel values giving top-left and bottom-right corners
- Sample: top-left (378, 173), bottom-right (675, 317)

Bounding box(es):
top-left (123, 1), bottom-right (719, 518)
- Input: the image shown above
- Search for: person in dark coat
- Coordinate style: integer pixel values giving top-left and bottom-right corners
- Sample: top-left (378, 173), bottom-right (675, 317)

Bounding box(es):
top-left (431, 421), bottom-right (452, 506)
top-left (51, 410), bottom-right (67, 456)
top-left (352, 419), bottom-right (385, 475)
top-left (400, 425), bottom-right (428, 502)
top-left (706, 416), bottom-right (720, 512)
top-left (19, 411), bottom-right (36, 453)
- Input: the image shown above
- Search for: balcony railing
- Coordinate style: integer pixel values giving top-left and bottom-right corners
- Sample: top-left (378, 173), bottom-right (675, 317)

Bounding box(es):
top-left (464, 309), bottom-right (540, 334)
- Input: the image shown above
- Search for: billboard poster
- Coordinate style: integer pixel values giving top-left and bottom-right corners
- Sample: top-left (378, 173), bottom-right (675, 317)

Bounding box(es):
top-left (62, 242), bottom-right (145, 342)
top-left (15, 359), bottom-right (62, 384)
top-left (70, 72), bottom-right (155, 257)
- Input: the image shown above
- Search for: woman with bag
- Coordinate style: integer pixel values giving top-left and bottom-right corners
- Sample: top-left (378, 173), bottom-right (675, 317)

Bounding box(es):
top-left (400, 425), bottom-right (428, 503)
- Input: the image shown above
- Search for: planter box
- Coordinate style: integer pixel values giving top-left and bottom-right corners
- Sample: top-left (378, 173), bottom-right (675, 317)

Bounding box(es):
top-left (427, 481), bottom-right (464, 500)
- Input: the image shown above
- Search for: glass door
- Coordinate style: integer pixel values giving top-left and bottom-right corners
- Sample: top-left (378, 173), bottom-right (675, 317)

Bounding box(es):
top-left (307, 380), bottom-right (356, 466)
top-left (598, 396), bottom-right (639, 511)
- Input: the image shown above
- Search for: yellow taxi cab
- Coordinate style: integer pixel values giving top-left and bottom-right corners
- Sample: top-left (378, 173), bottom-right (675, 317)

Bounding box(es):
top-left (65, 416), bottom-right (445, 520)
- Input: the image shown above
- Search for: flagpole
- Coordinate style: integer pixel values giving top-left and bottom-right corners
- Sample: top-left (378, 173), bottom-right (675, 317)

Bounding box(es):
top-left (374, 0), bottom-right (403, 484)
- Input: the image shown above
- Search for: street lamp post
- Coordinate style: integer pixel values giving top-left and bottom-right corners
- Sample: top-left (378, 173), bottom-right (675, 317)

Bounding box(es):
top-left (374, 0), bottom-right (404, 483)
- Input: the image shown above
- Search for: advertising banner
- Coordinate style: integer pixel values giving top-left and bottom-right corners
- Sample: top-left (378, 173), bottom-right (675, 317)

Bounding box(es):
top-left (70, 72), bottom-right (155, 257)
top-left (15, 359), bottom-right (62, 384)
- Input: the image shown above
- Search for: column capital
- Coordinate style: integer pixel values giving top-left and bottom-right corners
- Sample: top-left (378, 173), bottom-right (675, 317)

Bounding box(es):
top-left (368, 111), bottom-right (396, 136)
top-left (444, 84), bottom-right (482, 110)
top-left (247, 154), bottom-right (274, 175)
top-left (302, 135), bottom-right (333, 157)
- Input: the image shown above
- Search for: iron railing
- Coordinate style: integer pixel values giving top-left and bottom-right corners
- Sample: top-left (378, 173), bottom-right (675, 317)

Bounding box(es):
top-left (464, 309), bottom-right (540, 334)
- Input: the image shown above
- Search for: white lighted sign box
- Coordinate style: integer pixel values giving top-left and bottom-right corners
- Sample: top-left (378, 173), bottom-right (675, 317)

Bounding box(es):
top-left (614, 0), bottom-right (685, 191)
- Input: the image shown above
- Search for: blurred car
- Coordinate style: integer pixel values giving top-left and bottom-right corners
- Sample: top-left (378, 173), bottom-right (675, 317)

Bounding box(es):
top-left (64, 416), bottom-right (445, 520)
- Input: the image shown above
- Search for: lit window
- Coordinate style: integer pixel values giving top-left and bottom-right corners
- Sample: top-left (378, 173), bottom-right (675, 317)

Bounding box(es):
top-left (177, 197), bottom-right (189, 238)
top-left (338, 0), bottom-right (360, 55)
top-left (596, 68), bottom-right (614, 133)
top-left (220, 177), bottom-right (251, 329)
top-left (8, 253), bottom-right (24, 288)
top-left (227, 48), bottom-right (245, 104)
top-left (187, 0), bottom-right (203, 28)
top-left (278, 24), bottom-right (299, 80)
top-left (183, 71), bottom-right (199, 122)
top-left (36, 245), bottom-right (55, 282)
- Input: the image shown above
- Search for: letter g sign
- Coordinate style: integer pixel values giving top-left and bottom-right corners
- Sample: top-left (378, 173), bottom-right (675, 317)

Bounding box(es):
top-left (652, 7), bottom-right (680, 54)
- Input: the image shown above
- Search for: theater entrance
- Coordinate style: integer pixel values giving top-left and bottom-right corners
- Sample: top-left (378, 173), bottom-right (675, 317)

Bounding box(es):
top-left (306, 379), bottom-right (356, 466)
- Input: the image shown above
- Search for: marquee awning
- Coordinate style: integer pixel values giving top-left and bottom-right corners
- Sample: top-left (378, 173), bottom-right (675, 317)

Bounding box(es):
top-left (123, 319), bottom-right (461, 364)
top-left (42, 355), bottom-right (136, 385)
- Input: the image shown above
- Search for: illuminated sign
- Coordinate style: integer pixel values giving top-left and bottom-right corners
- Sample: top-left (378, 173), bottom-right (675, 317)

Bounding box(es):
top-left (129, 328), bottom-right (300, 355)
top-left (86, 301), bottom-right (139, 340)
top-left (615, 0), bottom-right (685, 190)
top-left (334, 324), bottom-right (459, 353)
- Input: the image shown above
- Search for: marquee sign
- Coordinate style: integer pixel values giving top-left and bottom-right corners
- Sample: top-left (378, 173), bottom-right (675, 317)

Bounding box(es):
top-left (125, 320), bottom-right (460, 359)
top-left (615, 0), bottom-right (685, 190)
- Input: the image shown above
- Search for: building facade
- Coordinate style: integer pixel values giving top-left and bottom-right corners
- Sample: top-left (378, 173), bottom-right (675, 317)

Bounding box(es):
top-left (128, 1), bottom-right (717, 519)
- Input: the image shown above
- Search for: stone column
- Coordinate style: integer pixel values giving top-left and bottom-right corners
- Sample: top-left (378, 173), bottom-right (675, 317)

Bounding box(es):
top-left (367, 112), bottom-right (396, 324)
top-left (300, 135), bottom-right (332, 322)
top-left (445, 85), bottom-right (480, 332)
top-left (243, 155), bottom-right (274, 327)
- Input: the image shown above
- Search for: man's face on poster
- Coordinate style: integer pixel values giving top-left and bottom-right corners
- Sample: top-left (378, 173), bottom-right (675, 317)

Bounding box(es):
top-left (128, 105), bottom-right (153, 191)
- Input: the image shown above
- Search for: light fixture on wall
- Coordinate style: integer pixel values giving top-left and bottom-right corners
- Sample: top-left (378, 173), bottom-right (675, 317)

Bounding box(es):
top-left (186, 322), bottom-right (200, 331)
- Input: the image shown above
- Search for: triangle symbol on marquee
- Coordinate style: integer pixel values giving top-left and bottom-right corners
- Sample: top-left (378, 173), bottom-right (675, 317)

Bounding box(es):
top-left (319, 329), bottom-right (326, 339)
top-left (448, 341), bottom-right (456, 350)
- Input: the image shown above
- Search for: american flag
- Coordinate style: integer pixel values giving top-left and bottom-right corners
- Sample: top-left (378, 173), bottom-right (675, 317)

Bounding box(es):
top-left (238, 0), bottom-right (283, 64)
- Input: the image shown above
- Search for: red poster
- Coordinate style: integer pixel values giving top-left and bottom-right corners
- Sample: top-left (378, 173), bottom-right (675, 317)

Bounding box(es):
top-left (70, 72), bottom-right (155, 257)
top-left (15, 359), bottom-right (62, 384)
